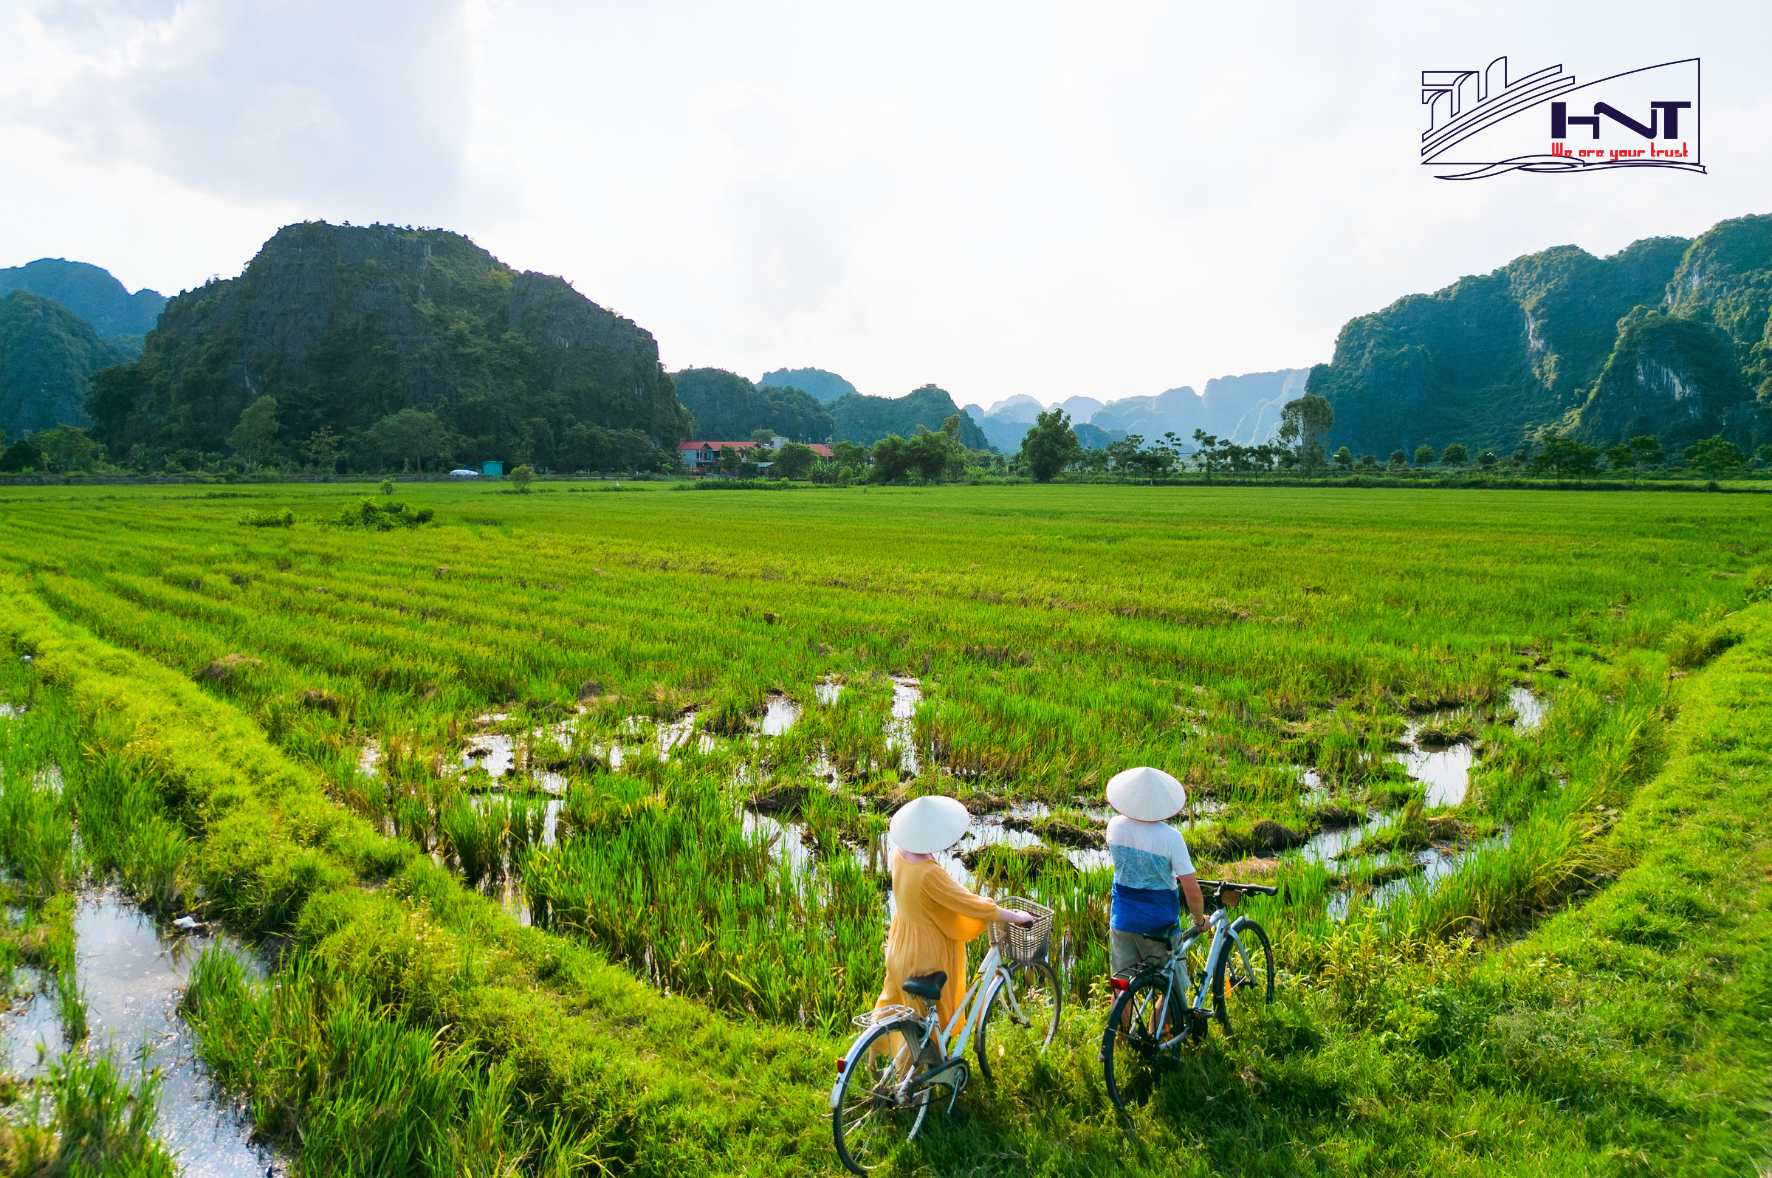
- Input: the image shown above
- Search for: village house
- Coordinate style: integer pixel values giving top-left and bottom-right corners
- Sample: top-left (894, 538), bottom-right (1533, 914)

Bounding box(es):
top-left (676, 439), bottom-right (834, 470)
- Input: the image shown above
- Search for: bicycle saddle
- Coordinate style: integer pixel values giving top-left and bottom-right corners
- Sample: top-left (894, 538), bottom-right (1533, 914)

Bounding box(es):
top-left (903, 972), bottom-right (946, 1001)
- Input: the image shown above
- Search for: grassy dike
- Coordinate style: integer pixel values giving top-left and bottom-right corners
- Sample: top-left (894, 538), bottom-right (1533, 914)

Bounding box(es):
top-left (1, 570), bottom-right (1768, 1176)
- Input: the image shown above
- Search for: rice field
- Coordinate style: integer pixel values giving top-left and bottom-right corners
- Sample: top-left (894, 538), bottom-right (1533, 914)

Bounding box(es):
top-left (0, 480), bottom-right (1766, 1175)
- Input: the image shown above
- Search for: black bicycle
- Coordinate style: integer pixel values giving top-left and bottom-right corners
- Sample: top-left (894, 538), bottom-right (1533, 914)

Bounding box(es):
top-left (1101, 880), bottom-right (1277, 1111)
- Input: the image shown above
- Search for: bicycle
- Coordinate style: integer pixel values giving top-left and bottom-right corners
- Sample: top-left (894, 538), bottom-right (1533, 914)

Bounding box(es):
top-left (1100, 879), bottom-right (1277, 1112)
top-left (830, 896), bottom-right (1062, 1175)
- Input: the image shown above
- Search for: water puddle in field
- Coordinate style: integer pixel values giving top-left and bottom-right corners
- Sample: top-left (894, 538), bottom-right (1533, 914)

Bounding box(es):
top-left (760, 695), bottom-right (801, 736)
top-left (1510, 685), bottom-right (1548, 731)
top-left (887, 678), bottom-right (922, 773)
top-left (1326, 830), bottom-right (1509, 922)
top-left (1, 892), bottom-right (282, 1176)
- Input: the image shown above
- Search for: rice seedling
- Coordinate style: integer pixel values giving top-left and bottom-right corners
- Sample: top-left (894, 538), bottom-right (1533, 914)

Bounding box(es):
top-left (0, 482), bottom-right (1767, 1174)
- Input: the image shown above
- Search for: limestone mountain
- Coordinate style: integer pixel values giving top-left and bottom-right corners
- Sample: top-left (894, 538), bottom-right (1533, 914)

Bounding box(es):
top-left (0, 259), bottom-right (165, 357)
top-left (0, 291), bottom-right (133, 439)
top-left (84, 222), bottom-right (690, 470)
top-left (757, 367), bottom-right (858, 404)
top-left (1307, 213), bottom-right (1771, 458)
top-left (672, 368), bottom-right (833, 441)
top-left (829, 384), bottom-right (988, 448)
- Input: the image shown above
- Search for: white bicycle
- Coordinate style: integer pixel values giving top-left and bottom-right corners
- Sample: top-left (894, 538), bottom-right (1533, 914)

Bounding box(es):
top-left (829, 896), bottom-right (1062, 1175)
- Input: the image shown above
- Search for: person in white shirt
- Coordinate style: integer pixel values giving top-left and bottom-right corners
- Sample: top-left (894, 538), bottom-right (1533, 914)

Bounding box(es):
top-left (1104, 766), bottom-right (1208, 974)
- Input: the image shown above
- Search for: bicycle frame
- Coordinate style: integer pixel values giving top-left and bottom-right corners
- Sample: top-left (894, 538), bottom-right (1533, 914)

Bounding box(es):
top-left (1147, 907), bottom-right (1257, 1049)
top-left (829, 944), bottom-right (1016, 1109)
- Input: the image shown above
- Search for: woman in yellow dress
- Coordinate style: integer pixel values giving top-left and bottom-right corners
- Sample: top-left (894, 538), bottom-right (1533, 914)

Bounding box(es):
top-left (874, 795), bottom-right (1033, 1040)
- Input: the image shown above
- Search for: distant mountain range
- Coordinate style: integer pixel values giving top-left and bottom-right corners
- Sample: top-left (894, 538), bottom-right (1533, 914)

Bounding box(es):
top-left (83, 222), bottom-right (690, 471)
top-left (0, 260), bottom-right (168, 440)
top-left (12, 210), bottom-right (1765, 474)
top-left (0, 291), bottom-right (134, 436)
top-left (0, 259), bottom-right (165, 355)
top-left (757, 367), bottom-right (858, 405)
top-left (960, 368), bottom-right (1309, 453)
top-left (1310, 212), bottom-right (1772, 458)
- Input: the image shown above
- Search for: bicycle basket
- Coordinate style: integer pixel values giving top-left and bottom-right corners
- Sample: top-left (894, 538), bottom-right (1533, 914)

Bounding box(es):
top-left (988, 895), bottom-right (1054, 966)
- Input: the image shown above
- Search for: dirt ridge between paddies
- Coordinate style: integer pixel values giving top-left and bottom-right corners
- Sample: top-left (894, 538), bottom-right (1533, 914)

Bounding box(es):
top-left (0, 579), bottom-right (838, 1174)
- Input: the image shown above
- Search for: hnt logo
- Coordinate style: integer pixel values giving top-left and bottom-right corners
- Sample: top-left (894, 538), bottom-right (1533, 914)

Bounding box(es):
top-left (1421, 56), bottom-right (1702, 179)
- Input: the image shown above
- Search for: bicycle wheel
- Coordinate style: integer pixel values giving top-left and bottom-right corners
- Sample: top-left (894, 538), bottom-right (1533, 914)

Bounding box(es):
top-left (1208, 917), bottom-right (1274, 1035)
top-left (1101, 972), bottom-right (1187, 1112)
top-left (975, 961), bottom-right (1062, 1082)
top-left (833, 1019), bottom-right (934, 1175)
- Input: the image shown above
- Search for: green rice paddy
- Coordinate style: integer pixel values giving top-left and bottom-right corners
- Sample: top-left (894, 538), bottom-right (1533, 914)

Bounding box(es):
top-left (0, 481), bottom-right (1766, 1175)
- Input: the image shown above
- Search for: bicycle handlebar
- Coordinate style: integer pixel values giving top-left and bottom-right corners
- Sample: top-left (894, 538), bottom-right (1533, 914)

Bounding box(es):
top-left (1197, 878), bottom-right (1280, 897)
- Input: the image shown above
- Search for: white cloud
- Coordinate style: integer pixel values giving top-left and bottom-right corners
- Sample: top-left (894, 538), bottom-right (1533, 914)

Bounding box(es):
top-left (3, 0), bottom-right (1768, 400)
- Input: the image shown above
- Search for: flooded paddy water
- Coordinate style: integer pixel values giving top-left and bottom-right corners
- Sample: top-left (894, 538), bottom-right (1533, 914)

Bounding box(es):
top-left (1, 892), bottom-right (282, 1176)
top-left (353, 672), bottom-right (1553, 942)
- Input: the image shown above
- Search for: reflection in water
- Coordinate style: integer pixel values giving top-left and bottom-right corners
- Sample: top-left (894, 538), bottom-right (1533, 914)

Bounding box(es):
top-left (760, 696), bottom-right (801, 736)
top-left (1, 893), bottom-right (282, 1176)
top-left (1509, 685), bottom-right (1548, 731)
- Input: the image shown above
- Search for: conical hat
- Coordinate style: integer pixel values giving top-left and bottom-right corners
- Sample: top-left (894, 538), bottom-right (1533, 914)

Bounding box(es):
top-left (1105, 766), bottom-right (1187, 821)
top-left (889, 795), bottom-right (971, 854)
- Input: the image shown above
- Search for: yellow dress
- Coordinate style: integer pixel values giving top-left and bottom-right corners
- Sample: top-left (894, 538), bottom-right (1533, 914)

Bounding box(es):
top-left (875, 851), bottom-right (1000, 1034)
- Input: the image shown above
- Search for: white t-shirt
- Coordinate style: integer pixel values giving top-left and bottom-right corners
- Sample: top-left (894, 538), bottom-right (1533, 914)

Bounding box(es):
top-left (1106, 815), bottom-right (1195, 890)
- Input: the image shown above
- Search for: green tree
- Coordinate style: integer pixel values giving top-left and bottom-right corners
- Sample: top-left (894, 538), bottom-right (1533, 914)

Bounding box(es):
top-left (1629, 435), bottom-right (1665, 467)
top-left (1477, 449), bottom-right (1498, 469)
top-left (0, 437), bottom-right (43, 472)
top-left (749, 428), bottom-right (777, 446)
top-left (365, 408), bottom-right (448, 473)
top-left (301, 427), bottom-right (343, 474)
top-left (1604, 443), bottom-right (1636, 472)
top-left (1387, 449), bottom-right (1408, 471)
top-left (1510, 448), bottom-right (1530, 468)
top-left (1018, 409), bottom-right (1081, 483)
top-left (1360, 454), bottom-right (1379, 470)
top-left (773, 441), bottom-right (816, 480)
top-left (718, 445), bottom-right (744, 476)
top-left (510, 463), bottom-right (535, 492)
top-left (36, 426), bottom-right (98, 472)
top-left (1333, 446), bottom-right (1354, 471)
top-left (1532, 434), bottom-right (1601, 482)
top-left (1413, 444), bottom-right (1436, 467)
top-left (907, 427), bottom-right (960, 482)
top-left (1682, 435), bottom-right (1743, 477)
top-left (1441, 443), bottom-right (1469, 467)
top-left (228, 395), bottom-right (281, 468)
top-left (1104, 434), bottom-right (1145, 474)
top-left (833, 441), bottom-right (870, 468)
top-left (1277, 395), bottom-right (1333, 473)
top-left (1191, 430), bottom-right (1224, 478)
top-left (871, 434), bottom-right (914, 483)
top-left (379, 478), bottom-right (395, 495)
top-left (1757, 443), bottom-right (1772, 468)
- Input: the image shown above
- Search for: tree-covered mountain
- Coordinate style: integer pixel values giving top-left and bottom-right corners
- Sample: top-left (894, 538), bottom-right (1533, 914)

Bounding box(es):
top-left (829, 384), bottom-right (987, 448)
top-left (757, 367), bottom-right (858, 404)
top-left (0, 291), bottom-right (133, 440)
top-left (1307, 213), bottom-right (1772, 458)
top-left (671, 368), bottom-right (833, 441)
top-left (84, 222), bottom-right (690, 472)
top-left (0, 259), bottom-right (165, 354)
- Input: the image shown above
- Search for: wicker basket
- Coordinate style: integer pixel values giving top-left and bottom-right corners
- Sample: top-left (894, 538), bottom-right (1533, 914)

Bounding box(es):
top-left (988, 895), bottom-right (1054, 966)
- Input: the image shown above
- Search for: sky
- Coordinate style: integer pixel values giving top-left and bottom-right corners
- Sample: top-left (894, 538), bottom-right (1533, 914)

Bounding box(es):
top-left (2, 0), bottom-right (1767, 406)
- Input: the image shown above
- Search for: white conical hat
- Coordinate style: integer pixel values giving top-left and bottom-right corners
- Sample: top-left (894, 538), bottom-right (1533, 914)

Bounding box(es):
top-left (889, 795), bottom-right (971, 854)
top-left (1105, 766), bottom-right (1187, 821)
